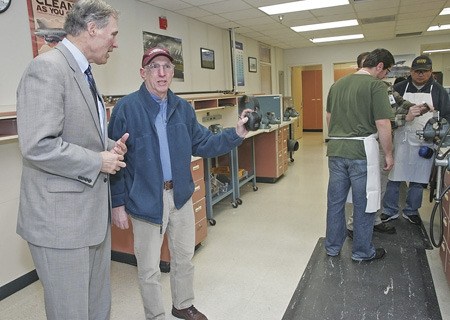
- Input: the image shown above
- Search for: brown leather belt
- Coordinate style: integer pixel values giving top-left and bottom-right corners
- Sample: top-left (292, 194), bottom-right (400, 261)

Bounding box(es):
top-left (164, 180), bottom-right (173, 190)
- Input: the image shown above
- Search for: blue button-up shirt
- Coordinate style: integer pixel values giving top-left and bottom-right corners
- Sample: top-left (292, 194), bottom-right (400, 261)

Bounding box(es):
top-left (150, 93), bottom-right (172, 181)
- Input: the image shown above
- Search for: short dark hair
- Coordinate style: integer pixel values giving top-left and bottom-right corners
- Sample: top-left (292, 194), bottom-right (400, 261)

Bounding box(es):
top-left (356, 52), bottom-right (370, 69)
top-left (362, 48), bottom-right (395, 70)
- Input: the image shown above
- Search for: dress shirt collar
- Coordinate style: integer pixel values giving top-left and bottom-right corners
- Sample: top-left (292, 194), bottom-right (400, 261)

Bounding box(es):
top-left (61, 37), bottom-right (89, 73)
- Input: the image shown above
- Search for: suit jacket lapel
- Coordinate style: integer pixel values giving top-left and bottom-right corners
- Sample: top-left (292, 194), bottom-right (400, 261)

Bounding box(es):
top-left (55, 44), bottom-right (105, 146)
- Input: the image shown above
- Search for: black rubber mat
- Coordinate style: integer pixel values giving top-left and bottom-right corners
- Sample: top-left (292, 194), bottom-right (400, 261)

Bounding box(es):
top-left (282, 237), bottom-right (442, 320)
top-left (373, 215), bottom-right (433, 250)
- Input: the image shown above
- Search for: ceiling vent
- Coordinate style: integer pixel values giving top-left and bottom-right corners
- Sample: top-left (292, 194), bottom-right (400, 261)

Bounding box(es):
top-left (396, 31), bottom-right (422, 37)
top-left (360, 15), bottom-right (395, 24)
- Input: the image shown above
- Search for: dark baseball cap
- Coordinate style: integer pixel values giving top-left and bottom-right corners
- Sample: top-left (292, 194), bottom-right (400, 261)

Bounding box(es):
top-left (411, 55), bottom-right (432, 71)
top-left (142, 47), bottom-right (173, 67)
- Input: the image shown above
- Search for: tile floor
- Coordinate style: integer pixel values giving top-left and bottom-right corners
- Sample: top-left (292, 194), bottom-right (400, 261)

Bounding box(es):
top-left (1, 132), bottom-right (449, 319)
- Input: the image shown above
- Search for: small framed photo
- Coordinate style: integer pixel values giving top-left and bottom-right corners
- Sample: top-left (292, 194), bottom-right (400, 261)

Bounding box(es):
top-left (248, 57), bottom-right (257, 73)
top-left (200, 48), bottom-right (215, 69)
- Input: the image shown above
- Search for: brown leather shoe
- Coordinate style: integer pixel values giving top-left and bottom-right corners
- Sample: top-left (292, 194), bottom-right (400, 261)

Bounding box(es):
top-left (172, 305), bottom-right (208, 320)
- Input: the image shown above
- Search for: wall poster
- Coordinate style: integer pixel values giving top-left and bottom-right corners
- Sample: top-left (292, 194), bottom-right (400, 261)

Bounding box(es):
top-left (26, 0), bottom-right (74, 57)
top-left (235, 41), bottom-right (244, 86)
top-left (143, 31), bottom-right (184, 82)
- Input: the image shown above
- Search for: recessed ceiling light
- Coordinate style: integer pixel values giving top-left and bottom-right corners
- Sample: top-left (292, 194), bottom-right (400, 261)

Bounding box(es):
top-left (291, 19), bottom-right (358, 32)
top-left (310, 34), bottom-right (364, 43)
top-left (439, 8), bottom-right (450, 15)
top-left (259, 0), bottom-right (349, 15)
top-left (427, 24), bottom-right (450, 31)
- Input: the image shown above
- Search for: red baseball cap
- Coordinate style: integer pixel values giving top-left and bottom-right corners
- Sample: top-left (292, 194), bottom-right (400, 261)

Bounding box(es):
top-left (142, 47), bottom-right (173, 67)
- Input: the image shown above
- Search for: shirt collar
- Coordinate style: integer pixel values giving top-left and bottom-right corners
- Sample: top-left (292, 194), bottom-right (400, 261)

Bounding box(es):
top-left (149, 92), bottom-right (167, 105)
top-left (61, 37), bottom-right (89, 73)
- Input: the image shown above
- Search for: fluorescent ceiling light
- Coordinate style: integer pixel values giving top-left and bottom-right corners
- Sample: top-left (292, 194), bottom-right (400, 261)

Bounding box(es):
top-left (291, 19), bottom-right (358, 32)
top-left (423, 48), bottom-right (450, 53)
top-left (428, 24), bottom-right (450, 31)
top-left (439, 8), bottom-right (450, 15)
top-left (259, 0), bottom-right (349, 15)
top-left (310, 34), bottom-right (364, 43)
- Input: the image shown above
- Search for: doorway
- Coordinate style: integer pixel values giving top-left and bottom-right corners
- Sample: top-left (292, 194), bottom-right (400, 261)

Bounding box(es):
top-left (300, 65), bottom-right (323, 131)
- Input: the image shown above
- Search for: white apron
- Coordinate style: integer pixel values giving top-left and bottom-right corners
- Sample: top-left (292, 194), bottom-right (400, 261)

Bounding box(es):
top-left (329, 133), bottom-right (380, 212)
top-left (389, 83), bottom-right (434, 183)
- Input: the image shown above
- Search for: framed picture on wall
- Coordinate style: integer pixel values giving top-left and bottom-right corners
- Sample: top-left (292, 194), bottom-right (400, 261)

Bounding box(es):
top-left (200, 48), bottom-right (215, 69)
top-left (248, 57), bottom-right (257, 73)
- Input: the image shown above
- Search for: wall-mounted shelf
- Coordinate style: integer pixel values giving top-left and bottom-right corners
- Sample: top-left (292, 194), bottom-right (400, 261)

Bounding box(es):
top-left (179, 94), bottom-right (240, 111)
top-left (0, 111), bottom-right (18, 141)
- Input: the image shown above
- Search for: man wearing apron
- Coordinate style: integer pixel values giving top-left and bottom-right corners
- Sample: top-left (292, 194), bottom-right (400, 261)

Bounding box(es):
top-left (382, 55), bottom-right (450, 225)
top-left (326, 48), bottom-right (395, 262)
top-left (346, 52), bottom-right (396, 239)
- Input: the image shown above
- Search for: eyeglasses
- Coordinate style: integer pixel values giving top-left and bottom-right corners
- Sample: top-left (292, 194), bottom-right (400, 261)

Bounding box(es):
top-left (145, 63), bottom-right (174, 72)
top-left (385, 68), bottom-right (391, 74)
top-left (412, 69), bottom-right (431, 74)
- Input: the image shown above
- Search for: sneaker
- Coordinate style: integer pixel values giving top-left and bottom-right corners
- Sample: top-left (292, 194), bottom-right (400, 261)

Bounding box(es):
top-left (380, 213), bottom-right (399, 222)
top-left (373, 222), bottom-right (396, 234)
top-left (402, 213), bottom-right (422, 225)
top-left (353, 248), bottom-right (386, 262)
top-left (172, 305), bottom-right (208, 320)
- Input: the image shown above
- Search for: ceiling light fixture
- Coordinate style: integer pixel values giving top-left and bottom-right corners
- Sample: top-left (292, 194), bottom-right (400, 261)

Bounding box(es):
top-left (428, 24), bottom-right (450, 31)
top-left (310, 34), bottom-right (364, 43)
top-left (423, 48), bottom-right (450, 53)
top-left (291, 19), bottom-right (358, 32)
top-left (439, 8), bottom-right (450, 15)
top-left (259, 0), bottom-right (349, 15)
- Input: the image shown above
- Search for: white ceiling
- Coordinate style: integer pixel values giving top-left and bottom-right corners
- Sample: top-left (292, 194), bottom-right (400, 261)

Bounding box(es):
top-left (138, 0), bottom-right (450, 50)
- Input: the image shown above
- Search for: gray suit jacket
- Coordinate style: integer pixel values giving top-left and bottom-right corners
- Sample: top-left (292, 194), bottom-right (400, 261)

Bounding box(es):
top-left (16, 43), bottom-right (114, 249)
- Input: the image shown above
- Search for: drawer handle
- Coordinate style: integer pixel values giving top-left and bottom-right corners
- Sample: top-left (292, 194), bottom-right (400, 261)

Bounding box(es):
top-left (192, 164), bottom-right (200, 171)
top-left (194, 185), bottom-right (201, 192)
top-left (195, 205), bottom-right (202, 212)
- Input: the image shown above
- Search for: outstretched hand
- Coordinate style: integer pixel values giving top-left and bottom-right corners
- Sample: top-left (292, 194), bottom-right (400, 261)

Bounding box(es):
top-left (236, 108), bottom-right (253, 138)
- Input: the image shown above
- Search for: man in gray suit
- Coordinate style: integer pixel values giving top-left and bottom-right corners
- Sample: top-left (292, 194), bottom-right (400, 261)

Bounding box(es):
top-left (16, 1), bottom-right (127, 319)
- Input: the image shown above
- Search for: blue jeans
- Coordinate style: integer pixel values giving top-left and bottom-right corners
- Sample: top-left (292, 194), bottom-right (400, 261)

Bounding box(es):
top-left (383, 180), bottom-right (423, 217)
top-left (326, 157), bottom-right (376, 260)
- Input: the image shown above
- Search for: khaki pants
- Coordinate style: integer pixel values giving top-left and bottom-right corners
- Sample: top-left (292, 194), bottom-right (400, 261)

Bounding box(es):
top-left (131, 189), bottom-right (195, 320)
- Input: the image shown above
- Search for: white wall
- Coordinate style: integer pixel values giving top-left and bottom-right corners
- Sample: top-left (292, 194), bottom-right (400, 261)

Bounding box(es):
top-left (0, 0), bottom-right (280, 288)
top-left (283, 34), bottom-right (450, 138)
top-left (0, 0), bottom-right (272, 108)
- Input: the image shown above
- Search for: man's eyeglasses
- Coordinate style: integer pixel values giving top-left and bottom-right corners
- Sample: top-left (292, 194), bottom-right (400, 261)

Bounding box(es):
top-left (412, 69), bottom-right (431, 75)
top-left (145, 63), bottom-right (174, 72)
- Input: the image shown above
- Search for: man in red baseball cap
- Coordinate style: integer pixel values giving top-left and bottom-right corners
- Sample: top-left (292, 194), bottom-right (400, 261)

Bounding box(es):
top-left (108, 46), bottom-right (252, 320)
